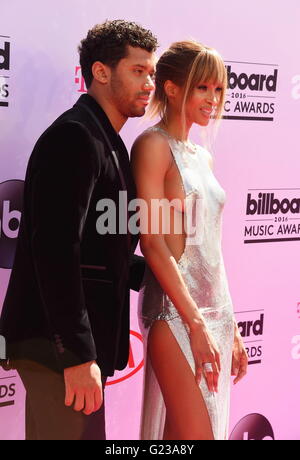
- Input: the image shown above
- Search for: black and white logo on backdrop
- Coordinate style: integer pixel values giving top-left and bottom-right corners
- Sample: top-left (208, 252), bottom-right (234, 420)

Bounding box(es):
top-left (0, 180), bottom-right (24, 269)
top-left (235, 309), bottom-right (264, 365)
top-left (230, 413), bottom-right (275, 440)
top-left (0, 35), bottom-right (10, 108)
top-left (224, 61), bottom-right (279, 121)
top-left (244, 188), bottom-right (300, 244)
top-left (0, 378), bottom-right (16, 409)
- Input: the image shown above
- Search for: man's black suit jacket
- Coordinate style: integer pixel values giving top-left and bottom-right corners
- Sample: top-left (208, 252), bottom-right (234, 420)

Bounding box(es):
top-left (0, 94), bottom-right (145, 377)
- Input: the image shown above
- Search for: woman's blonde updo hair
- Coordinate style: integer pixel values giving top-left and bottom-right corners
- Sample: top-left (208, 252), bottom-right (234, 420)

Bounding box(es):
top-left (149, 40), bottom-right (228, 124)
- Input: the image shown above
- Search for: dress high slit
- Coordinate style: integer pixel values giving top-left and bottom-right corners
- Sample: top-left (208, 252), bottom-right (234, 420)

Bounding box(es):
top-left (137, 127), bottom-right (235, 440)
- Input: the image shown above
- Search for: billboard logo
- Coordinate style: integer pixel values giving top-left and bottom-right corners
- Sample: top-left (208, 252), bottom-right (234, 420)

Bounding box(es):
top-left (244, 189), bottom-right (300, 244)
top-left (230, 414), bottom-right (275, 440)
top-left (224, 61), bottom-right (279, 121)
top-left (0, 201), bottom-right (21, 239)
top-left (0, 35), bottom-right (10, 107)
top-left (236, 310), bottom-right (264, 364)
top-left (106, 330), bottom-right (144, 386)
top-left (0, 180), bottom-right (24, 269)
top-left (227, 66), bottom-right (277, 92)
top-left (246, 193), bottom-right (300, 216)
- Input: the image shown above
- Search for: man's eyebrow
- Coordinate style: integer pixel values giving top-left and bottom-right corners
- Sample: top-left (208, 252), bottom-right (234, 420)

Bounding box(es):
top-left (132, 64), bottom-right (155, 71)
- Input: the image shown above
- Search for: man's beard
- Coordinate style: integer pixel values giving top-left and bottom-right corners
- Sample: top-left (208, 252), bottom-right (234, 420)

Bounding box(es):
top-left (110, 76), bottom-right (146, 118)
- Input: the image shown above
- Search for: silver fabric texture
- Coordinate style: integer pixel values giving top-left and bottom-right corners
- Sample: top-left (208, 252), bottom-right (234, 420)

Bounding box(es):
top-left (138, 127), bottom-right (235, 440)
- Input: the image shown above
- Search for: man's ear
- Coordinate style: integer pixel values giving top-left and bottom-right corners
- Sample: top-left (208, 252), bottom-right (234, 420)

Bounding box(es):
top-left (91, 61), bottom-right (111, 84)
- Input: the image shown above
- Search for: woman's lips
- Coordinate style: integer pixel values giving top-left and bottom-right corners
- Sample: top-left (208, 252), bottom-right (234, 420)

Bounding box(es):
top-left (200, 108), bottom-right (213, 117)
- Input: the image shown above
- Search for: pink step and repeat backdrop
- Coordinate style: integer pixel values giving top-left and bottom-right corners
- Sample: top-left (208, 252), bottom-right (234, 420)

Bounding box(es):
top-left (0, 0), bottom-right (299, 440)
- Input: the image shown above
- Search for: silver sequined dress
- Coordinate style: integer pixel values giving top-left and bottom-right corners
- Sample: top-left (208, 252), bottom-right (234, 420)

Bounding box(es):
top-left (137, 127), bottom-right (235, 440)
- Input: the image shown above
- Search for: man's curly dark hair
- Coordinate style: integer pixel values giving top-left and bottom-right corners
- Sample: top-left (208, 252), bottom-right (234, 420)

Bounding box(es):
top-left (78, 20), bottom-right (158, 89)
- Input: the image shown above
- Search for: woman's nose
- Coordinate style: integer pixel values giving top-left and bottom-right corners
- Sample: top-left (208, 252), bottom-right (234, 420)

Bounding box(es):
top-left (207, 91), bottom-right (219, 106)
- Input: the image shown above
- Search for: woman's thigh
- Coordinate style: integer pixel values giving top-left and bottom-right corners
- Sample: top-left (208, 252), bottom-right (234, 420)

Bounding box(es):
top-left (148, 320), bottom-right (214, 440)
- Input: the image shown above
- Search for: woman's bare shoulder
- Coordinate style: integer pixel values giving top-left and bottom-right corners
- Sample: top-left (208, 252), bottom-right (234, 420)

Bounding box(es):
top-left (131, 127), bottom-right (172, 170)
top-left (130, 126), bottom-right (173, 184)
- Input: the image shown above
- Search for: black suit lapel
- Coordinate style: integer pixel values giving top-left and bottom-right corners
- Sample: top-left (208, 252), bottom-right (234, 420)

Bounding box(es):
top-left (75, 101), bottom-right (127, 192)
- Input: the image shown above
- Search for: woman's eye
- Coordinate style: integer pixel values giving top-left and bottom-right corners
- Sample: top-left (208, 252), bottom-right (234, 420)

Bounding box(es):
top-left (134, 69), bottom-right (143, 75)
top-left (198, 85), bottom-right (207, 90)
top-left (216, 87), bottom-right (223, 92)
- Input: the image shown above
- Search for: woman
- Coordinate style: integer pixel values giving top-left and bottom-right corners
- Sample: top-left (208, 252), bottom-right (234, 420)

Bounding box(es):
top-left (130, 40), bottom-right (248, 440)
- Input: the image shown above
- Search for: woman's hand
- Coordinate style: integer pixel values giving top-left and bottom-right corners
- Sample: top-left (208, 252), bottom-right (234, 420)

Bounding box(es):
top-left (189, 322), bottom-right (221, 393)
top-left (231, 327), bottom-right (248, 385)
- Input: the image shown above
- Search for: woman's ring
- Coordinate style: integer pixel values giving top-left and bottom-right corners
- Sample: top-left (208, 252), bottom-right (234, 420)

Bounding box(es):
top-left (203, 362), bottom-right (213, 373)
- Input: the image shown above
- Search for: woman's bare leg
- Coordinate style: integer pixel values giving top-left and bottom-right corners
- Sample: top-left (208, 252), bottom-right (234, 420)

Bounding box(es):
top-left (148, 320), bottom-right (214, 440)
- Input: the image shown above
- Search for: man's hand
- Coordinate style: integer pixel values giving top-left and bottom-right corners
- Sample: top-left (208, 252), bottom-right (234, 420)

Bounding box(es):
top-left (64, 361), bottom-right (103, 416)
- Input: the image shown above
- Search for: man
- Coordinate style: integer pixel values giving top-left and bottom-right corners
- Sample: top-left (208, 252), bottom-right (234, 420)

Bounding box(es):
top-left (0, 20), bottom-right (157, 440)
